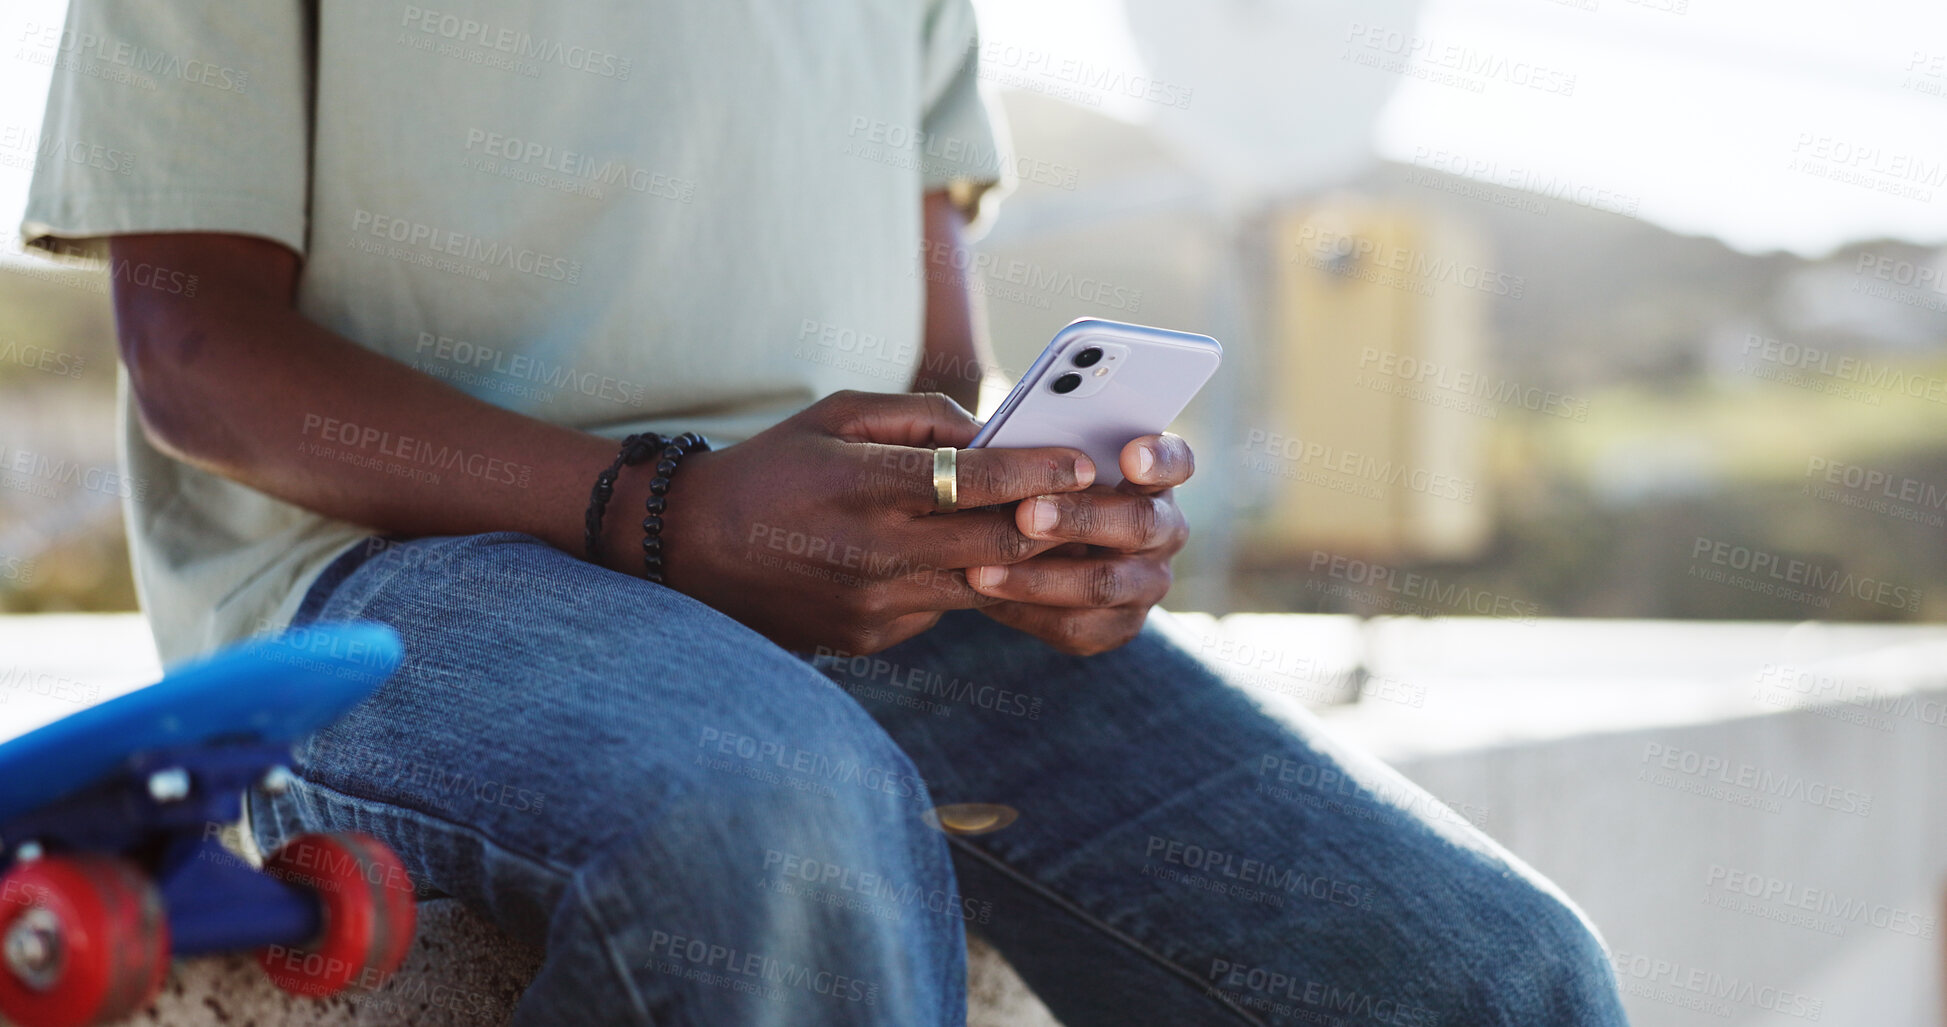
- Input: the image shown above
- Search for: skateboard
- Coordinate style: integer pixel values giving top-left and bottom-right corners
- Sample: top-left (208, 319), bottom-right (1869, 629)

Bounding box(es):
top-left (0, 622), bottom-right (416, 1027)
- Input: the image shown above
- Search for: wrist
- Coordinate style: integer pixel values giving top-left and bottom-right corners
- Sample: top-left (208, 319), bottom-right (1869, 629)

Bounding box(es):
top-left (654, 446), bottom-right (722, 595)
top-left (596, 462), bottom-right (658, 577)
top-left (588, 434), bottom-right (717, 584)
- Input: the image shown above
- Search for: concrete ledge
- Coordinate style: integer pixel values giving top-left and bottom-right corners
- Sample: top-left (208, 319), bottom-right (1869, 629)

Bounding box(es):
top-left (125, 898), bottom-right (1056, 1026)
top-left (130, 899), bottom-right (540, 1027)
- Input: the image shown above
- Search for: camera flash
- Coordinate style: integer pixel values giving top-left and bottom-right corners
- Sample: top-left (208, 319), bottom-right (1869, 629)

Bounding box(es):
top-left (1093, 367), bottom-right (1109, 376)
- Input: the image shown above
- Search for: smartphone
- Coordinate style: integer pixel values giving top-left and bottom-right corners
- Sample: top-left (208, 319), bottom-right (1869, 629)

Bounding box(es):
top-left (969, 318), bottom-right (1222, 487)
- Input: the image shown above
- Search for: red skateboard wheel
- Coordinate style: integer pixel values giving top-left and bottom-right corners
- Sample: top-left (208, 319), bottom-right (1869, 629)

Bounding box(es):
top-left (256, 832), bottom-right (416, 999)
top-left (0, 855), bottom-right (170, 1027)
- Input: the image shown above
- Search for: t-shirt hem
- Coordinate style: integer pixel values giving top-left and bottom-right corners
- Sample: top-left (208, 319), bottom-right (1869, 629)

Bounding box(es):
top-left (20, 191), bottom-right (307, 260)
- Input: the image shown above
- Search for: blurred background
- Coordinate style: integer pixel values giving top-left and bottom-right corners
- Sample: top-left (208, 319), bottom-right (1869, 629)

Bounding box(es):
top-left (3, 0), bottom-right (1945, 1025)
top-left (6, 0), bottom-right (1947, 622)
top-left (956, 0), bottom-right (1947, 624)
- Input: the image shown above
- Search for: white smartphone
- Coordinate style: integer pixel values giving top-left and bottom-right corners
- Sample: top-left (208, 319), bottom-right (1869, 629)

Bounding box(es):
top-left (969, 318), bottom-right (1223, 487)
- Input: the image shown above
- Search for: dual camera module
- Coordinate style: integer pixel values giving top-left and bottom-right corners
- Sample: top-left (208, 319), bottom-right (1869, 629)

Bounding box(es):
top-left (1050, 347), bottom-right (1104, 394)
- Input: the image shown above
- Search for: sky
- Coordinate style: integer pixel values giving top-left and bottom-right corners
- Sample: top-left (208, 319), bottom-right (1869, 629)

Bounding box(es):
top-left (1367, 0), bottom-right (1947, 256)
top-left (975, 0), bottom-right (1947, 258)
top-left (3, 0), bottom-right (1945, 259)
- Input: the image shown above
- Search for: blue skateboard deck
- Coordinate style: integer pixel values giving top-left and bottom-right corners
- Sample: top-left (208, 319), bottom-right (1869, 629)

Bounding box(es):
top-left (0, 623), bottom-right (416, 1024)
top-left (0, 622), bottom-right (401, 826)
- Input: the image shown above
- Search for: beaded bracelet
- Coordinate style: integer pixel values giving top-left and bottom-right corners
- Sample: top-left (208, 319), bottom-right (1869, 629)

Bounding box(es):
top-left (584, 432), bottom-right (664, 563)
top-left (639, 431), bottom-right (709, 584)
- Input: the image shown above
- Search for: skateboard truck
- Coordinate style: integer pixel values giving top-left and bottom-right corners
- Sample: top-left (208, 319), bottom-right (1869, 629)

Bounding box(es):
top-left (0, 623), bottom-right (414, 1027)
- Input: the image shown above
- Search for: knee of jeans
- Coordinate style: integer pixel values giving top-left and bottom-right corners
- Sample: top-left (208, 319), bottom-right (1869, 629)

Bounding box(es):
top-left (1448, 873), bottom-right (1623, 1026)
top-left (609, 677), bottom-right (944, 864)
top-left (577, 717), bottom-right (954, 954)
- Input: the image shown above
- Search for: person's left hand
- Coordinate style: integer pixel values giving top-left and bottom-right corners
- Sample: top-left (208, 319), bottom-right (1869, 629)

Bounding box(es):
top-left (965, 433), bottom-right (1193, 655)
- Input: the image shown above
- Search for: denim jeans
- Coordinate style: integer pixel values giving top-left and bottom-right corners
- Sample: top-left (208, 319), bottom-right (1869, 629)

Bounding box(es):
top-left (247, 532), bottom-right (1627, 1026)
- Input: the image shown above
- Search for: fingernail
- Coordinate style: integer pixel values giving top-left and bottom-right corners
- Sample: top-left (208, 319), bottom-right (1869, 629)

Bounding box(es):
top-left (1137, 445), bottom-right (1156, 478)
top-left (969, 565), bottom-right (1006, 589)
top-left (1028, 497), bottom-right (1059, 535)
top-left (1074, 456), bottom-right (1096, 487)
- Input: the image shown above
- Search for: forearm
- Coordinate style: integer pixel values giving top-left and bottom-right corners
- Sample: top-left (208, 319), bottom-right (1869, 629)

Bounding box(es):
top-left (912, 189), bottom-right (995, 411)
top-left (111, 234), bottom-right (635, 568)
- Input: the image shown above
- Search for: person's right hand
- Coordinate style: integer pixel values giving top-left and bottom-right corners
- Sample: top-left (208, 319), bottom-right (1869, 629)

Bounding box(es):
top-left (617, 391), bottom-right (1095, 654)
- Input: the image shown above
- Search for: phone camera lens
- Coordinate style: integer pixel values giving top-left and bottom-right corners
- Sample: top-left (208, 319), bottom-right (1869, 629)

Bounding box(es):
top-left (1052, 372), bottom-right (1083, 394)
top-left (1073, 347), bottom-right (1104, 368)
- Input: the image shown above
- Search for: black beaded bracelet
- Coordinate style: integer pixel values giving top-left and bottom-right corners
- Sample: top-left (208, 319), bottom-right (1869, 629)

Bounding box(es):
top-left (584, 432), bottom-right (665, 563)
top-left (639, 431), bottom-right (709, 585)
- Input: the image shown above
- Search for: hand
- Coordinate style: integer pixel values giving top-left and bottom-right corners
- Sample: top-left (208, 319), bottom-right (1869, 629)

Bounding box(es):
top-left (963, 433), bottom-right (1193, 656)
top-left (616, 391), bottom-right (1096, 654)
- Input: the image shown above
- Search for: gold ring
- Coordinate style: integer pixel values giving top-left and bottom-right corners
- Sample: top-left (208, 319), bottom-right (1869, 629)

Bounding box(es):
top-left (933, 447), bottom-right (958, 513)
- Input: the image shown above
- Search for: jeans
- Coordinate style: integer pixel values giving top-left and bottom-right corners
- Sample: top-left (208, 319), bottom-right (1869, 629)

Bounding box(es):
top-left (247, 531), bottom-right (1628, 1026)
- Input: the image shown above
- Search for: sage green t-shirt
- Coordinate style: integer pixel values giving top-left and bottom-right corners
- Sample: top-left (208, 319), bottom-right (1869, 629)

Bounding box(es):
top-left (20, 0), bottom-right (1010, 664)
